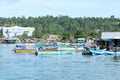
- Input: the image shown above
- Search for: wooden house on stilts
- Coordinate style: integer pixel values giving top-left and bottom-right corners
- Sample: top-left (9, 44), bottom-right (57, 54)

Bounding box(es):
top-left (101, 32), bottom-right (120, 50)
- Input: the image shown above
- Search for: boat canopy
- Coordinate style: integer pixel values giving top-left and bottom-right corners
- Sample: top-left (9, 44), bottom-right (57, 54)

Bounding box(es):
top-left (16, 44), bottom-right (26, 47)
top-left (101, 32), bottom-right (120, 39)
top-left (16, 44), bottom-right (27, 49)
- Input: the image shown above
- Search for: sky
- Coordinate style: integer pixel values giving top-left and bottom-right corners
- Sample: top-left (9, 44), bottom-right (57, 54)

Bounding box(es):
top-left (0, 0), bottom-right (120, 18)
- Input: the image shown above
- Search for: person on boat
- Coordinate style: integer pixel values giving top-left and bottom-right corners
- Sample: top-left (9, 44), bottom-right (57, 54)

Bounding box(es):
top-left (114, 48), bottom-right (117, 60)
top-left (91, 44), bottom-right (94, 48)
top-left (38, 47), bottom-right (44, 51)
top-left (91, 44), bottom-right (97, 50)
top-left (106, 45), bottom-right (110, 51)
top-left (114, 48), bottom-right (117, 53)
top-left (100, 45), bottom-right (106, 50)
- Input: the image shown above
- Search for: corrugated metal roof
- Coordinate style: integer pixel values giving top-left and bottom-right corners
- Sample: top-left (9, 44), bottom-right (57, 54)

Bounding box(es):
top-left (101, 32), bottom-right (120, 39)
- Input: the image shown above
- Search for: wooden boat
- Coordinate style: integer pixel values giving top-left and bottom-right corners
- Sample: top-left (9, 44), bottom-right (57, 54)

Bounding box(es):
top-left (15, 49), bottom-right (37, 53)
top-left (38, 47), bottom-right (57, 51)
top-left (14, 44), bottom-right (37, 53)
top-left (4, 38), bottom-right (21, 44)
top-left (35, 43), bottom-right (58, 51)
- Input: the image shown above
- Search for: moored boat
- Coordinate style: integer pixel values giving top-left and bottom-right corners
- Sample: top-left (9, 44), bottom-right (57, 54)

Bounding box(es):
top-left (13, 44), bottom-right (37, 54)
top-left (35, 43), bottom-right (76, 55)
top-left (15, 49), bottom-right (37, 53)
top-left (82, 47), bottom-right (104, 56)
top-left (103, 51), bottom-right (120, 56)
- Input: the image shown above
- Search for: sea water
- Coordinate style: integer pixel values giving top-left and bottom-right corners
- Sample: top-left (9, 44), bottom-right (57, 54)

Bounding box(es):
top-left (0, 44), bottom-right (120, 80)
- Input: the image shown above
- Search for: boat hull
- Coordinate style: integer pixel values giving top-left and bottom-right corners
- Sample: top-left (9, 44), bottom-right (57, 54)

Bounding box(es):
top-left (15, 49), bottom-right (37, 53)
top-left (82, 50), bottom-right (92, 55)
top-left (103, 51), bottom-right (120, 56)
top-left (91, 50), bottom-right (104, 55)
top-left (37, 50), bottom-right (74, 55)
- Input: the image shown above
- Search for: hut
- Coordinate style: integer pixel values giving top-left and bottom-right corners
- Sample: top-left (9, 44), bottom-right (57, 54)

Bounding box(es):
top-left (101, 32), bottom-right (120, 49)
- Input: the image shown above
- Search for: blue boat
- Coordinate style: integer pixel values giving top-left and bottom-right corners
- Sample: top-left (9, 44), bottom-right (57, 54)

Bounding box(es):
top-left (91, 50), bottom-right (104, 56)
top-left (103, 51), bottom-right (120, 56)
top-left (82, 47), bottom-right (104, 56)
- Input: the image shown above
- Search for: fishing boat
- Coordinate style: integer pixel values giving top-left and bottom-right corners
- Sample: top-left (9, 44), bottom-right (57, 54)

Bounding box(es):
top-left (13, 44), bottom-right (37, 53)
top-left (38, 46), bottom-right (58, 51)
top-left (4, 38), bottom-right (21, 44)
top-left (82, 47), bottom-right (104, 55)
top-left (34, 42), bottom-right (58, 51)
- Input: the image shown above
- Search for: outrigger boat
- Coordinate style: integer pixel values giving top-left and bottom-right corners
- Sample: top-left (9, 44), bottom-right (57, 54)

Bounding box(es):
top-left (36, 44), bottom-right (75, 55)
top-left (82, 46), bottom-right (120, 56)
top-left (82, 47), bottom-right (104, 56)
top-left (13, 44), bottom-right (37, 54)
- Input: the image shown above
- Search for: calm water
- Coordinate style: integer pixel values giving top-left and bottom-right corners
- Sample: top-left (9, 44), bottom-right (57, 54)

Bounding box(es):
top-left (0, 44), bottom-right (120, 80)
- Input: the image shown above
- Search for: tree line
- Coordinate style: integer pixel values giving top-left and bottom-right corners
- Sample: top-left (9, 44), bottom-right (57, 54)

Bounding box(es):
top-left (0, 15), bottom-right (120, 39)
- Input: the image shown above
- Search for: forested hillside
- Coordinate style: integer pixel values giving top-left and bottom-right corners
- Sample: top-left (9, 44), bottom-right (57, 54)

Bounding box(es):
top-left (0, 15), bottom-right (120, 39)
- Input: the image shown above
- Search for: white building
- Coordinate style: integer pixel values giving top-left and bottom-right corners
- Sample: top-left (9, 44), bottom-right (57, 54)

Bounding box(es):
top-left (77, 38), bottom-right (85, 43)
top-left (0, 26), bottom-right (35, 38)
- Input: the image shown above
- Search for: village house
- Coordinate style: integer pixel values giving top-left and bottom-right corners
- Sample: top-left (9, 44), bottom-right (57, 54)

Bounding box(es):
top-left (47, 34), bottom-right (60, 41)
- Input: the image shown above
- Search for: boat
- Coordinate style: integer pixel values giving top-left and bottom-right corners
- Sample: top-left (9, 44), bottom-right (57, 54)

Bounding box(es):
top-left (102, 47), bottom-right (120, 56)
top-left (36, 43), bottom-right (76, 55)
top-left (34, 42), bottom-right (58, 51)
top-left (103, 51), bottom-right (120, 56)
top-left (57, 43), bottom-right (84, 52)
top-left (82, 46), bottom-right (120, 57)
top-left (82, 47), bottom-right (104, 55)
top-left (36, 50), bottom-right (74, 55)
top-left (38, 46), bottom-right (58, 51)
top-left (4, 38), bottom-right (21, 44)
top-left (13, 44), bottom-right (37, 54)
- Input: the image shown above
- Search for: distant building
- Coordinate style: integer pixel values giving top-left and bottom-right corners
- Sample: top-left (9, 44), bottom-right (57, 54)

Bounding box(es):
top-left (47, 34), bottom-right (60, 41)
top-left (0, 26), bottom-right (35, 38)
